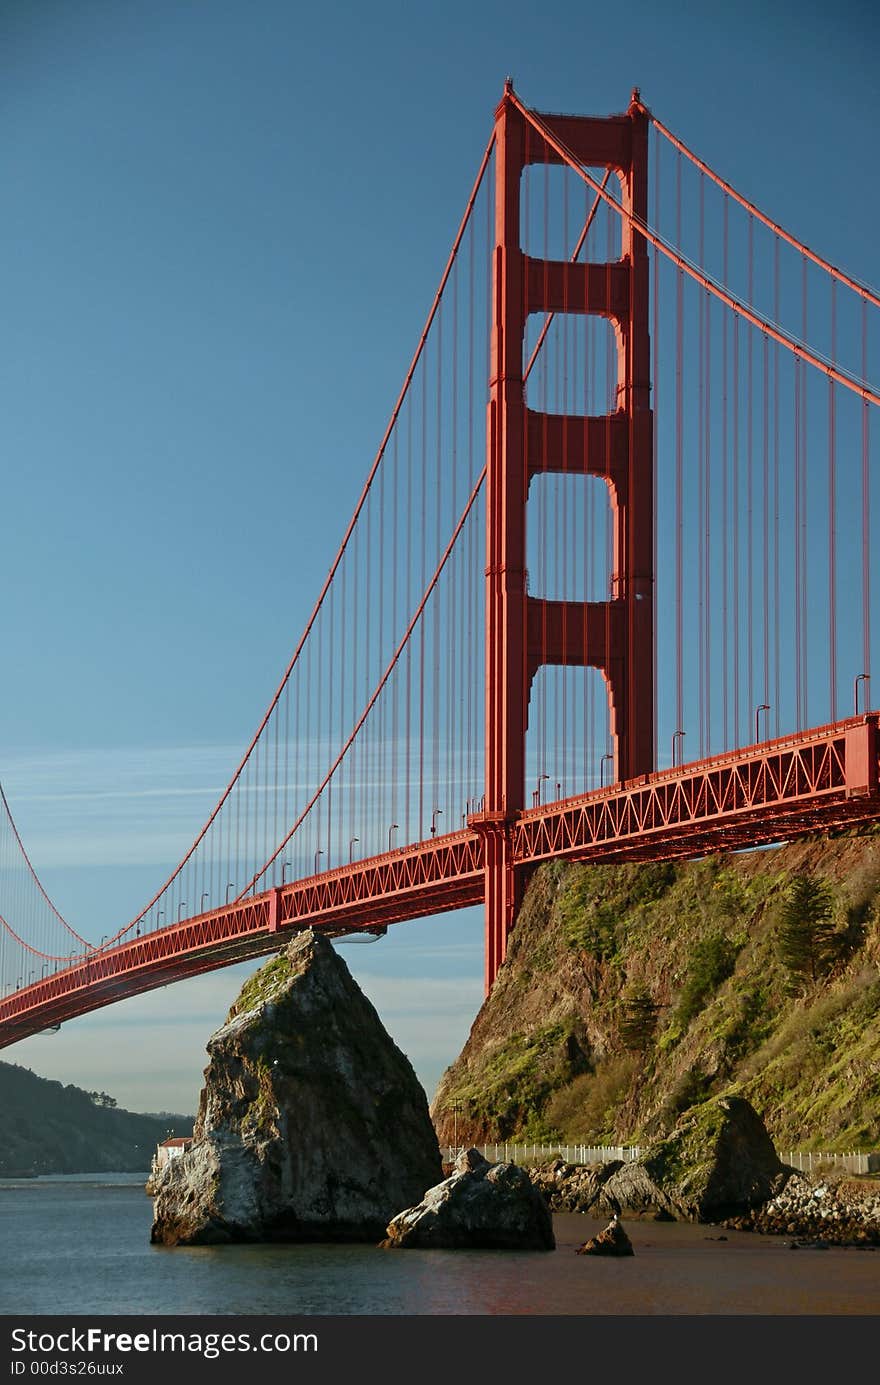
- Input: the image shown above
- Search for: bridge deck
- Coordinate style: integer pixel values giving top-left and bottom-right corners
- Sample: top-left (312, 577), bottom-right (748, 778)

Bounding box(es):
top-left (1, 713), bottom-right (876, 1049)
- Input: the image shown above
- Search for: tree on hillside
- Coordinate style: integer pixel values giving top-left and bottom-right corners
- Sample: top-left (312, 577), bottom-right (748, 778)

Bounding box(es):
top-left (775, 873), bottom-right (836, 986)
top-left (87, 1091), bottom-right (117, 1108)
top-left (618, 988), bottom-right (659, 1053)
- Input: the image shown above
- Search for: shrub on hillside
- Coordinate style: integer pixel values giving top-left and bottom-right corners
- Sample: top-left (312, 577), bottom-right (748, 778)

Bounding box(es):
top-left (673, 931), bottom-right (741, 1030)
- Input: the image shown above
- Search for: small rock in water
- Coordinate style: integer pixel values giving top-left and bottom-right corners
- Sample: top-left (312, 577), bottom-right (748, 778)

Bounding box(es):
top-left (576, 1215), bottom-right (634, 1257)
top-left (380, 1147), bottom-right (555, 1250)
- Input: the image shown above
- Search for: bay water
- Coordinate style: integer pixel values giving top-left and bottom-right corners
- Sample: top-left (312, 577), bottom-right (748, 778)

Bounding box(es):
top-left (2, 1172), bottom-right (879, 1317)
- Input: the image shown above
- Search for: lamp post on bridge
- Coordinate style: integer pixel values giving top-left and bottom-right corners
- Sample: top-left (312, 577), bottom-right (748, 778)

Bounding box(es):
top-left (200, 892), bottom-right (210, 912)
top-left (532, 773), bottom-right (549, 808)
top-left (388, 823), bottom-right (399, 852)
top-left (671, 731), bottom-right (686, 768)
top-left (349, 837), bottom-right (359, 863)
top-left (600, 753), bottom-right (614, 787)
top-left (226, 883), bottom-right (236, 903)
top-left (855, 673), bottom-right (871, 714)
top-left (430, 808), bottom-right (443, 837)
top-left (314, 849), bottom-right (324, 876)
top-left (755, 704), bottom-right (771, 743)
top-left (282, 862), bottom-right (291, 884)
top-left (177, 902), bottom-right (186, 922)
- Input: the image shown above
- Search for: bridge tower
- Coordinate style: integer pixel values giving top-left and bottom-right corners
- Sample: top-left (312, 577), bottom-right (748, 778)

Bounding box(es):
top-left (481, 85), bottom-right (654, 991)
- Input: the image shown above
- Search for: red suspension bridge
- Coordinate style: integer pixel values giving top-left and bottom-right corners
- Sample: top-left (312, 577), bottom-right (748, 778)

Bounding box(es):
top-left (2, 85), bottom-right (878, 1048)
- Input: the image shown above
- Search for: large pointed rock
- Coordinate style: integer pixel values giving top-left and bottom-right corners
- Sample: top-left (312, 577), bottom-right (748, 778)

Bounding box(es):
top-left (380, 1147), bottom-right (555, 1249)
top-left (150, 930), bottom-right (443, 1245)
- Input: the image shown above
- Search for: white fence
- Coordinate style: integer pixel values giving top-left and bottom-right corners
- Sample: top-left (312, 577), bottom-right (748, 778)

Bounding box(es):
top-left (443, 1142), bottom-right (879, 1174)
top-left (782, 1149), bottom-right (878, 1175)
top-left (443, 1142), bottom-right (643, 1166)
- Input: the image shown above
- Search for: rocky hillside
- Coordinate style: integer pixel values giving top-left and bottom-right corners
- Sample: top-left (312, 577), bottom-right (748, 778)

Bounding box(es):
top-left (0, 1061), bottom-right (192, 1175)
top-left (432, 830), bottom-right (880, 1153)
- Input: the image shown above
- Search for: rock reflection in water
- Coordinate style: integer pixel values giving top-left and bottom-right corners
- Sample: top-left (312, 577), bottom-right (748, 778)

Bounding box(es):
top-left (3, 1179), bottom-right (880, 1317)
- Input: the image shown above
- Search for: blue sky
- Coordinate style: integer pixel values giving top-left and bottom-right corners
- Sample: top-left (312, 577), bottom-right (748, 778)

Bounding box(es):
top-left (1, 0), bottom-right (878, 1115)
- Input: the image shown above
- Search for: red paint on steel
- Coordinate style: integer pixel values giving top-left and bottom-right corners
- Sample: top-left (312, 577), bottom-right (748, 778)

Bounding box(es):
top-left (508, 90), bottom-right (880, 409)
top-left (643, 106), bottom-right (880, 311)
top-left (483, 85), bottom-right (654, 992)
top-left (3, 88), bottom-right (879, 1030)
top-left (2, 715), bottom-right (877, 1048)
top-left (0, 831), bottom-right (486, 1047)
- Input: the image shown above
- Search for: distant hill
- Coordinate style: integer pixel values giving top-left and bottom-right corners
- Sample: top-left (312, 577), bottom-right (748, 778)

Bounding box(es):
top-left (0, 1062), bottom-right (193, 1175)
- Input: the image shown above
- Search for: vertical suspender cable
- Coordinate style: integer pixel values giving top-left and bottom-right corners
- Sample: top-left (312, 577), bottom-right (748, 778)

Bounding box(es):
top-left (675, 149), bottom-right (684, 755)
top-left (326, 564), bottom-right (334, 868)
top-left (434, 302), bottom-right (443, 830)
top-left (405, 394), bottom-right (413, 840)
top-left (801, 255), bottom-right (809, 728)
top-left (605, 204), bottom-right (614, 771)
top-left (863, 300), bottom-right (872, 703)
top-left (561, 165), bottom-right (569, 796)
top-left (391, 430), bottom-right (399, 831)
top-left (652, 127), bottom-right (660, 768)
top-left (698, 174), bottom-right (706, 756)
top-left (721, 199), bottom-right (729, 748)
top-left (747, 218), bottom-right (754, 731)
top-left (705, 283), bottom-right (712, 754)
top-left (828, 280), bottom-right (837, 721)
top-left (773, 237), bottom-right (781, 735)
top-left (378, 403), bottom-right (387, 861)
top-left (762, 331), bottom-right (770, 716)
top-left (794, 341), bottom-right (802, 730)
top-left (733, 314), bottom-right (740, 748)
top-left (419, 353), bottom-right (427, 839)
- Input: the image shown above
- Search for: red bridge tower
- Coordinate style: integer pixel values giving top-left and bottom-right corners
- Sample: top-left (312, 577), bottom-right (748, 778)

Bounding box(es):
top-left (480, 85), bottom-right (654, 991)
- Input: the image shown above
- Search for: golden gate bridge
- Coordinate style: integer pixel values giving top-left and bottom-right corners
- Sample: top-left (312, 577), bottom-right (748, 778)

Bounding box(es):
top-left (2, 84), bottom-right (878, 1047)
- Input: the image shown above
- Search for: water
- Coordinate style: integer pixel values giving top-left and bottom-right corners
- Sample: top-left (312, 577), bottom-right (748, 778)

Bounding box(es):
top-left (2, 1173), bottom-right (879, 1316)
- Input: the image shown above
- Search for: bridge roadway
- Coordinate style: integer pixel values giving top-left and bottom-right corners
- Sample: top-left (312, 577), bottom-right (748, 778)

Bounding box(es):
top-left (1, 713), bottom-right (877, 1048)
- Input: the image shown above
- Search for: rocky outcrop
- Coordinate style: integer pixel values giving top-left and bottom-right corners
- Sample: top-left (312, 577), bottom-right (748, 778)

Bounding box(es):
top-left (531, 1096), bottom-right (790, 1222)
top-left (150, 930), bottom-right (443, 1245)
top-left (576, 1216), bottom-right (634, 1256)
top-left (380, 1147), bottom-right (555, 1250)
top-left (531, 1156), bottom-right (681, 1220)
top-left (725, 1171), bottom-right (880, 1245)
top-left (636, 1095), bottom-right (789, 1219)
top-left (431, 836), bottom-right (880, 1153)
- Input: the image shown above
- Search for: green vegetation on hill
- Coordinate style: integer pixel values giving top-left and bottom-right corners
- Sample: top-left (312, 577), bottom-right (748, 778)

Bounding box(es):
top-left (0, 1062), bottom-right (193, 1175)
top-left (432, 831), bottom-right (880, 1153)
